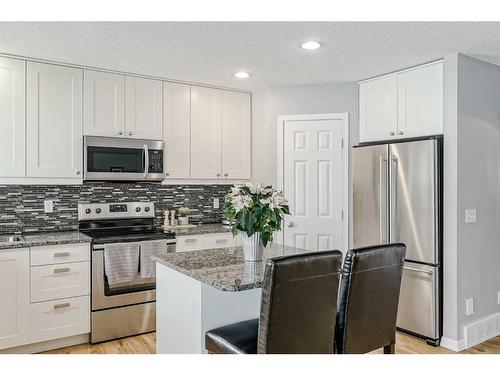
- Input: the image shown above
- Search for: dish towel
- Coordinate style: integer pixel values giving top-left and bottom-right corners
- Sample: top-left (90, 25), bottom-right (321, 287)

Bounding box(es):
top-left (140, 240), bottom-right (168, 278)
top-left (104, 242), bottom-right (140, 286)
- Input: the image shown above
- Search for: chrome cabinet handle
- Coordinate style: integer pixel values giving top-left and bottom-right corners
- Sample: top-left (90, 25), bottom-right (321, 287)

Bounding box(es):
top-left (287, 222), bottom-right (294, 227)
top-left (398, 131), bottom-right (404, 136)
top-left (224, 173), bottom-right (228, 177)
top-left (54, 252), bottom-right (70, 257)
top-left (118, 131), bottom-right (124, 136)
top-left (390, 131), bottom-right (395, 136)
top-left (54, 267), bottom-right (70, 274)
top-left (54, 303), bottom-right (71, 310)
top-left (216, 173), bottom-right (221, 177)
top-left (215, 239), bottom-right (228, 244)
top-left (128, 132), bottom-right (133, 136)
top-left (76, 171), bottom-right (81, 175)
top-left (165, 172), bottom-right (170, 176)
top-left (185, 238), bottom-right (198, 243)
top-left (403, 265), bottom-right (433, 275)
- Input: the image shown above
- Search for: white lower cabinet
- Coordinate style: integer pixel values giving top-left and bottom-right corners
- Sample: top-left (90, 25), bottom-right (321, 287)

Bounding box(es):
top-left (30, 262), bottom-right (90, 303)
top-left (176, 232), bottom-right (240, 253)
top-left (30, 295), bottom-right (90, 344)
top-left (0, 243), bottom-right (91, 351)
top-left (0, 248), bottom-right (30, 350)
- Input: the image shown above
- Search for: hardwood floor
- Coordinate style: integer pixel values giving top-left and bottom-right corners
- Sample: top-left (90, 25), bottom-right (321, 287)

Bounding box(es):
top-left (43, 331), bottom-right (500, 354)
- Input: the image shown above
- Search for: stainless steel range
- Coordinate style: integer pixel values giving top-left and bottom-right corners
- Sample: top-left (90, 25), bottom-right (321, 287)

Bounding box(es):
top-left (78, 202), bottom-right (176, 343)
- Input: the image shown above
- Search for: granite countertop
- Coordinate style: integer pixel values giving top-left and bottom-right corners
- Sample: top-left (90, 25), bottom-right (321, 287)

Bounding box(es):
top-left (0, 231), bottom-right (92, 250)
top-left (164, 223), bottom-right (232, 236)
top-left (153, 243), bottom-right (312, 292)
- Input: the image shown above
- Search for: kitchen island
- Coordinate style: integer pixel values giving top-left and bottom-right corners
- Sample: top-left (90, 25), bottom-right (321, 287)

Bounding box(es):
top-left (153, 244), bottom-right (311, 354)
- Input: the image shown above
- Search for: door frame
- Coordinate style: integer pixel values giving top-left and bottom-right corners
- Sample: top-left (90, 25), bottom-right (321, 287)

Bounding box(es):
top-left (277, 113), bottom-right (349, 252)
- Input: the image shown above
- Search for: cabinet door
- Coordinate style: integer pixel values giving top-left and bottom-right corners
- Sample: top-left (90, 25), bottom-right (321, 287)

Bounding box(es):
top-left (222, 91), bottom-right (251, 179)
top-left (125, 76), bottom-right (163, 140)
top-left (359, 75), bottom-right (398, 143)
top-left (0, 248), bottom-right (30, 350)
top-left (163, 82), bottom-right (191, 178)
top-left (190, 86), bottom-right (222, 179)
top-left (397, 62), bottom-right (443, 138)
top-left (84, 70), bottom-right (125, 137)
top-left (27, 62), bottom-right (83, 178)
top-left (0, 57), bottom-right (25, 177)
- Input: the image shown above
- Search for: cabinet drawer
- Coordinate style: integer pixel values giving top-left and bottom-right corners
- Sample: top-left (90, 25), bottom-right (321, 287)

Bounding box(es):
top-left (31, 243), bottom-right (90, 266)
top-left (203, 233), bottom-right (236, 249)
top-left (30, 295), bottom-right (90, 344)
top-left (176, 235), bottom-right (204, 252)
top-left (31, 262), bottom-right (90, 303)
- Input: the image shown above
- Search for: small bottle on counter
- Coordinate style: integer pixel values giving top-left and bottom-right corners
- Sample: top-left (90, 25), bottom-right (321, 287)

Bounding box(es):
top-left (163, 210), bottom-right (170, 228)
top-left (170, 209), bottom-right (176, 226)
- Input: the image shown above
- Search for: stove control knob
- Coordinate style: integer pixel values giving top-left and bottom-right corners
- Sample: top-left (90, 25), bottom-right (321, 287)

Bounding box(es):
top-left (85, 208), bottom-right (91, 214)
top-left (144, 206), bottom-right (150, 212)
top-left (95, 208), bottom-right (101, 214)
top-left (135, 207), bottom-right (141, 212)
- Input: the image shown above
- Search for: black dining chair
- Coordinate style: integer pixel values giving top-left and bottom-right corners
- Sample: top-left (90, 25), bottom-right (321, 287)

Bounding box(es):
top-left (334, 243), bottom-right (406, 354)
top-left (205, 250), bottom-right (343, 354)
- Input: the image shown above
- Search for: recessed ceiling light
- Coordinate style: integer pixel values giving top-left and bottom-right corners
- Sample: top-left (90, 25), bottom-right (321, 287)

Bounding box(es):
top-left (301, 41), bottom-right (322, 50)
top-left (234, 71), bottom-right (251, 79)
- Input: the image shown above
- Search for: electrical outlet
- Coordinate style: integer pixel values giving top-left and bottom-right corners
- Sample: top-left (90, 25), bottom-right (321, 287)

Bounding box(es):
top-left (465, 208), bottom-right (477, 223)
top-left (213, 198), bottom-right (220, 209)
top-left (44, 200), bottom-right (54, 213)
top-left (466, 297), bottom-right (474, 316)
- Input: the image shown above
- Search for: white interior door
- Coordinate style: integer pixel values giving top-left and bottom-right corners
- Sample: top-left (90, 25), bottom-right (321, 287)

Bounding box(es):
top-left (283, 118), bottom-right (346, 252)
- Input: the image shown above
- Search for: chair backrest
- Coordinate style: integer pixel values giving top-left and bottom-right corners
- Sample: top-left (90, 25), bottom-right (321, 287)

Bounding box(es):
top-left (335, 243), bottom-right (406, 354)
top-left (257, 250), bottom-right (343, 354)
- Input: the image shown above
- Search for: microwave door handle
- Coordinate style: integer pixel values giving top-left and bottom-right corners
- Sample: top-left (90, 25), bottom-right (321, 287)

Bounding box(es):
top-left (144, 144), bottom-right (149, 178)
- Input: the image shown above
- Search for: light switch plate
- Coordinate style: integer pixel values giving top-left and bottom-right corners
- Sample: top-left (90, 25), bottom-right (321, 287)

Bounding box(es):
top-left (466, 297), bottom-right (474, 316)
top-left (44, 200), bottom-right (54, 213)
top-left (465, 208), bottom-right (477, 223)
top-left (213, 198), bottom-right (220, 209)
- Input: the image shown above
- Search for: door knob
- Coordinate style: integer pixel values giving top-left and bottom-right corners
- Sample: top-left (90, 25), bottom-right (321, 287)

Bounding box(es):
top-left (118, 131), bottom-right (124, 136)
top-left (216, 173), bottom-right (221, 177)
top-left (390, 131), bottom-right (395, 136)
top-left (76, 171), bottom-right (81, 175)
top-left (224, 173), bottom-right (228, 177)
top-left (287, 222), bottom-right (294, 227)
top-left (128, 132), bottom-right (133, 136)
top-left (398, 131), bottom-right (404, 136)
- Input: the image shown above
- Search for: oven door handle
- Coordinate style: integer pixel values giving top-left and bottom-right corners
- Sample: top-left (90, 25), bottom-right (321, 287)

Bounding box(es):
top-left (144, 144), bottom-right (149, 178)
top-left (93, 239), bottom-right (177, 251)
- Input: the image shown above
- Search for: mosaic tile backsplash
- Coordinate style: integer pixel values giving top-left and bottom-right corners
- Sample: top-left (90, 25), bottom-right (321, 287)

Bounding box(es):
top-left (0, 183), bottom-right (232, 235)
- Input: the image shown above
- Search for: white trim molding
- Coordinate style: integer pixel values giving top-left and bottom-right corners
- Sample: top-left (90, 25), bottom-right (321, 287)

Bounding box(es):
top-left (440, 336), bottom-right (466, 352)
top-left (276, 113), bottom-right (349, 253)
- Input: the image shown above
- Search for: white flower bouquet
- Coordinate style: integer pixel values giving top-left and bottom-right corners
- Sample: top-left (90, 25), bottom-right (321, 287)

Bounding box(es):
top-left (224, 182), bottom-right (290, 247)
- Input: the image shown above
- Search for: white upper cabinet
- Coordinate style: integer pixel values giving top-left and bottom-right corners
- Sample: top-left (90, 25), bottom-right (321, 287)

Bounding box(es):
top-left (163, 82), bottom-right (191, 178)
top-left (397, 62), bottom-right (443, 138)
top-left (190, 86), bottom-right (222, 179)
top-left (0, 57), bottom-right (25, 177)
top-left (0, 248), bottom-right (30, 350)
top-left (359, 61), bottom-right (443, 143)
top-left (27, 62), bottom-right (83, 178)
top-left (222, 91), bottom-right (251, 179)
top-left (359, 74), bottom-right (398, 143)
top-left (84, 70), bottom-right (125, 137)
top-left (125, 76), bottom-right (163, 140)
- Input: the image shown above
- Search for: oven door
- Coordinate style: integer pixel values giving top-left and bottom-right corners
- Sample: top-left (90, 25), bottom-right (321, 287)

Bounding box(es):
top-left (84, 136), bottom-right (164, 181)
top-left (92, 239), bottom-right (175, 311)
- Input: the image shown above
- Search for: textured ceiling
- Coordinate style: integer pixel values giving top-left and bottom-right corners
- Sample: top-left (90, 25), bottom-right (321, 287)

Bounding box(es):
top-left (1, 22), bottom-right (500, 90)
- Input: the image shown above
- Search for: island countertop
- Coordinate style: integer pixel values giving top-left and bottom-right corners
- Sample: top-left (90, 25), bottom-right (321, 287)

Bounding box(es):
top-left (153, 243), bottom-right (311, 292)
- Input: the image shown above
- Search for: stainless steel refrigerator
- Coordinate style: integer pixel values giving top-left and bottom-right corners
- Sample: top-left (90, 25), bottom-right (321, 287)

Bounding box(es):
top-left (352, 138), bottom-right (442, 346)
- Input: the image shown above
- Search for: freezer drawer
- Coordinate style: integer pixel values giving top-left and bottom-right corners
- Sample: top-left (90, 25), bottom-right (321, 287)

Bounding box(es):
top-left (396, 262), bottom-right (439, 340)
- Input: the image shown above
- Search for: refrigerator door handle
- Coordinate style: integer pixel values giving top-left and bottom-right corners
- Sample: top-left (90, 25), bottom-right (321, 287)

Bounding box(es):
top-left (403, 265), bottom-right (433, 275)
top-left (379, 155), bottom-right (388, 244)
top-left (389, 155), bottom-right (398, 242)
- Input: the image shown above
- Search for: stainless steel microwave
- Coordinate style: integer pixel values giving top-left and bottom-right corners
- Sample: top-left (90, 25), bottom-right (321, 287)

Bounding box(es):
top-left (84, 136), bottom-right (164, 181)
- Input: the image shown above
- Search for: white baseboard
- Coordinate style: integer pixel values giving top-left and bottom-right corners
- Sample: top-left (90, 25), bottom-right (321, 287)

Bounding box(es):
top-left (0, 333), bottom-right (89, 354)
top-left (463, 311), bottom-right (500, 349)
top-left (440, 336), bottom-right (466, 352)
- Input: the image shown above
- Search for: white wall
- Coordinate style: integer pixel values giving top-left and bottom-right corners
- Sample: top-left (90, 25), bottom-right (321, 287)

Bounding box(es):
top-left (251, 83), bottom-right (358, 186)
